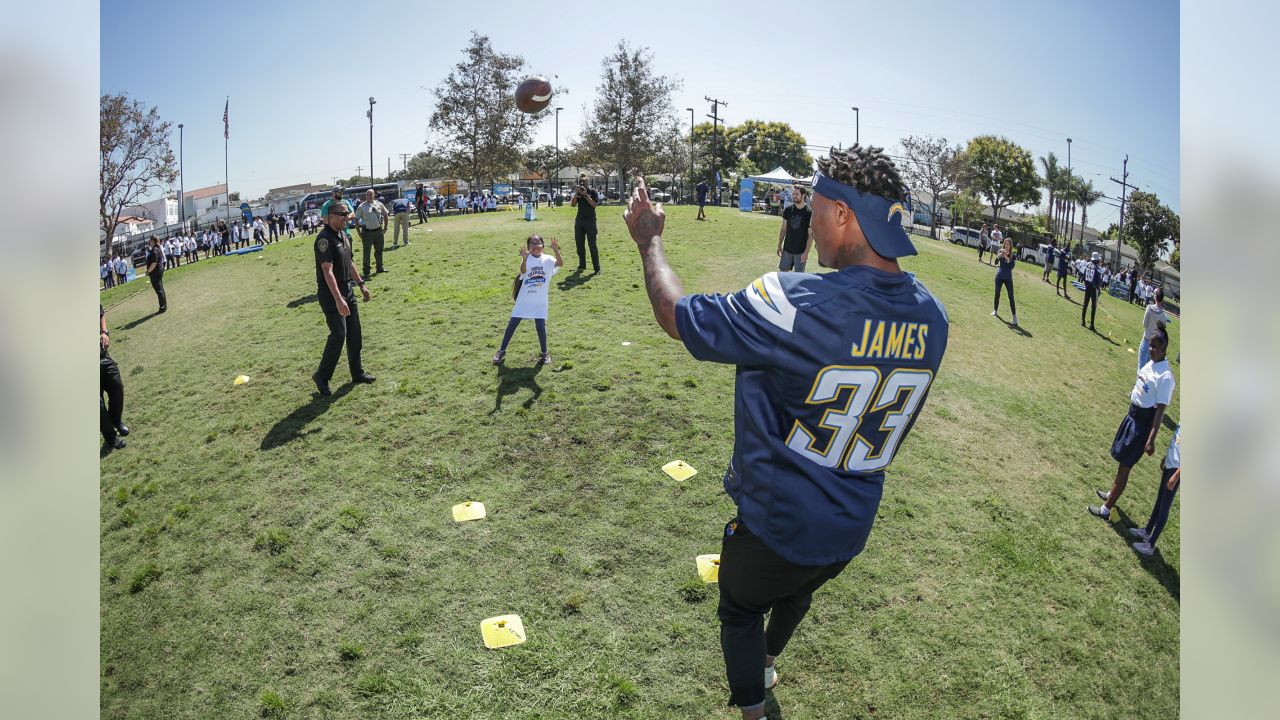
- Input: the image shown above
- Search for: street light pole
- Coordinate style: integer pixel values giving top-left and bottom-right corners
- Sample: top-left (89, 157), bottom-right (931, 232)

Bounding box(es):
top-left (367, 97), bottom-right (376, 187)
top-left (1065, 137), bottom-right (1073, 248)
top-left (852, 107), bottom-right (859, 145)
top-left (686, 107), bottom-right (694, 201)
top-left (178, 123), bottom-right (185, 228)
top-left (555, 106), bottom-right (562, 202)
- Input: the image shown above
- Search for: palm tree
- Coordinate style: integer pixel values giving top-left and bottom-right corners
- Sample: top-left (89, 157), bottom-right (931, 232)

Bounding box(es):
top-left (1076, 179), bottom-right (1102, 244)
top-left (1039, 153), bottom-right (1059, 236)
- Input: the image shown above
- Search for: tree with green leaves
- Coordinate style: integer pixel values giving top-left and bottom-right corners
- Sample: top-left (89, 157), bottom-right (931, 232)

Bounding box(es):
top-left (1074, 178), bottom-right (1103, 242)
top-left (522, 145), bottom-right (562, 187)
top-left (1122, 190), bottom-right (1179, 272)
top-left (948, 189), bottom-right (985, 230)
top-left (651, 121), bottom-right (691, 191)
top-left (727, 120), bottom-right (813, 176)
top-left (691, 121), bottom-right (736, 184)
top-left (100, 93), bottom-right (178, 243)
top-left (1038, 152), bottom-right (1061, 236)
top-left (578, 40), bottom-right (682, 199)
top-left (390, 151), bottom-right (448, 182)
top-left (900, 135), bottom-right (963, 239)
top-left (428, 32), bottom-right (548, 187)
top-left (962, 135), bottom-right (1041, 228)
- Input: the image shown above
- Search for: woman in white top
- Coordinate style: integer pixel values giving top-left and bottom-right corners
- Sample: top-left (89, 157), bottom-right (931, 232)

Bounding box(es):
top-left (1089, 323), bottom-right (1174, 520)
top-left (492, 235), bottom-right (563, 366)
top-left (1138, 286), bottom-right (1171, 369)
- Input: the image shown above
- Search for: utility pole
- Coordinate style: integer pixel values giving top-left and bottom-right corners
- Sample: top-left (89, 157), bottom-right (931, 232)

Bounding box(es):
top-left (704, 96), bottom-right (727, 205)
top-left (387, 157), bottom-right (391, 178)
top-left (1110, 155), bottom-right (1137, 269)
top-left (356, 166), bottom-right (362, 183)
top-left (367, 97), bottom-right (376, 186)
top-left (400, 153), bottom-right (411, 172)
top-left (686, 108), bottom-right (694, 202)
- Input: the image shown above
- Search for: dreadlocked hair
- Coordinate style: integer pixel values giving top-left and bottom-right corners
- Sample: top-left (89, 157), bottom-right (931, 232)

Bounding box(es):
top-left (817, 144), bottom-right (908, 202)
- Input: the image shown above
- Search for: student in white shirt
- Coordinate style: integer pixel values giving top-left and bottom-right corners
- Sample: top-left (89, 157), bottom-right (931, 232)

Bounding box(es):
top-left (1138, 287), bottom-right (1171, 369)
top-left (1090, 323), bottom-right (1174, 520)
top-left (492, 234), bottom-right (563, 366)
top-left (1129, 425), bottom-right (1180, 556)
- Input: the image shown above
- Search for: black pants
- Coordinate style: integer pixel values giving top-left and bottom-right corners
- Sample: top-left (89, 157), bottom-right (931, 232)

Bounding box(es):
top-left (994, 276), bottom-right (1016, 315)
top-left (100, 352), bottom-right (125, 443)
top-left (317, 296), bottom-right (364, 383)
top-left (574, 219), bottom-right (600, 271)
top-left (718, 518), bottom-right (849, 709)
top-left (148, 271), bottom-right (167, 311)
top-left (1082, 286), bottom-right (1098, 327)
top-left (1056, 272), bottom-right (1071, 296)
top-left (361, 229), bottom-right (385, 275)
top-left (1129, 283), bottom-right (1138, 304)
top-left (417, 205), bottom-right (429, 223)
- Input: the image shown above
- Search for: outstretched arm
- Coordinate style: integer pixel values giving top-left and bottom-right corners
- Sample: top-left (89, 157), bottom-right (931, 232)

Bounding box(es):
top-left (624, 176), bottom-right (683, 340)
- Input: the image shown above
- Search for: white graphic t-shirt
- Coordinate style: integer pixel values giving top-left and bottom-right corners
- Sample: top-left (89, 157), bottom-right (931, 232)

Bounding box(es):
top-left (1131, 359), bottom-right (1175, 408)
top-left (512, 254), bottom-right (559, 319)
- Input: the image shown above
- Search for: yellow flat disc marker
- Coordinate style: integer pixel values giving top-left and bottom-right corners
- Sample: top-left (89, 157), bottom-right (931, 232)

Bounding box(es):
top-left (696, 554), bottom-right (721, 583)
top-left (452, 501), bottom-right (486, 522)
top-left (481, 614), bottom-right (526, 649)
top-left (662, 460), bottom-right (697, 482)
top-left (233, 375), bottom-right (251, 385)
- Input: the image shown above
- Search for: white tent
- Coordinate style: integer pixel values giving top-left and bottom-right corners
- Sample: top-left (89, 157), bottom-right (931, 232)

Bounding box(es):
top-left (746, 166), bottom-right (809, 186)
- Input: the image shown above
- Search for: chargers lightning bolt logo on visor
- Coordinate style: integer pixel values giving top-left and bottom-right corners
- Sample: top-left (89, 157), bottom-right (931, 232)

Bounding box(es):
top-left (887, 202), bottom-right (906, 223)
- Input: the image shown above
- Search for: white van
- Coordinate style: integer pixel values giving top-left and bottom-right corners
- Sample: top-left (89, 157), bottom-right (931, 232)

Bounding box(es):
top-left (947, 226), bottom-right (983, 248)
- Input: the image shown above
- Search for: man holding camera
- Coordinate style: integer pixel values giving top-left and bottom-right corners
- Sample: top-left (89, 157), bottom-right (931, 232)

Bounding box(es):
top-left (570, 173), bottom-right (601, 274)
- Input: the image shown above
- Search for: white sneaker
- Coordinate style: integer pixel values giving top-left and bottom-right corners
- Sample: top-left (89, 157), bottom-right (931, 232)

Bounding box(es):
top-left (764, 664), bottom-right (778, 690)
top-left (991, 310), bottom-right (998, 316)
top-left (1012, 314), bottom-right (1019, 325)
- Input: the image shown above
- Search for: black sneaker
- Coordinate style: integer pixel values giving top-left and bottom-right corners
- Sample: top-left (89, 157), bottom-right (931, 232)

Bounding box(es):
top-left (116, 424), bottom-right (130, 437)
top-left (312, 372), bottom-right (331, 396)
top-left (109, 437), bottom-right (127, 450)
top-left (353, 372), bottom-right (376, 384)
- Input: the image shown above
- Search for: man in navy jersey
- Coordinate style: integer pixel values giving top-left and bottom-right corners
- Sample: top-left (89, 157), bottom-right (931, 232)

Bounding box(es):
top-left (624, 144), bottom-right (949, 720)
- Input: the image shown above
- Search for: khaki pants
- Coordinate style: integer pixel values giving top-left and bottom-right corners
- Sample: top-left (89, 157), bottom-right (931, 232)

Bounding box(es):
top-left (393, 213), bottom-right (410, 245)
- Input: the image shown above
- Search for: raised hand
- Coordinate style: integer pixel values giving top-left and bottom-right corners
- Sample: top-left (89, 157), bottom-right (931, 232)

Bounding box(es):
top-left (624, 176), bottom-right (665, 248)
top-left (519, 245), bottom-right (530, 259)
top-left (549, 237), bottom-right (560, 252)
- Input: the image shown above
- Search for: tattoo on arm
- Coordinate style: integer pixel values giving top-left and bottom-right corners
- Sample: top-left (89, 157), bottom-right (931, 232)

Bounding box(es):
top-left (638, 239), bottom-right (684, 340)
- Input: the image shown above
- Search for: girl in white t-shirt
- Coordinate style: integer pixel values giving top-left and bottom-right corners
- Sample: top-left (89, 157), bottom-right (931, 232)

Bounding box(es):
top-left (1090, 323), bottom-right (1174, 520)
top-left (1138, 286), bottom-right (1171, 369)
top-left (492, 235), bottom-right (563, 365)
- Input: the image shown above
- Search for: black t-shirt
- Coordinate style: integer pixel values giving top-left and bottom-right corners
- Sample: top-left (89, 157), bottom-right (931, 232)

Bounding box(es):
top-left (574, 188), bottom-right (599, 223)
top-left (781, 204), bottom-right (812, 255)
top-left (314, 225), bottom-right (354, 311)
top-left (145, 246), bottom-right (164, 275)
top-left (696, 182), bottom-right (708, 203)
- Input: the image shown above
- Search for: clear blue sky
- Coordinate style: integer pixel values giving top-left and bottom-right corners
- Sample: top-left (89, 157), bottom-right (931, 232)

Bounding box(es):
top-left (101, 0), bottom-right (1178, 225)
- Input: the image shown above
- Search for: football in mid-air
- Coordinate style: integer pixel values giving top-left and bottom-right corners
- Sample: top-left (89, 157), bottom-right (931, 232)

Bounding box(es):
top-left (515, 76), bottom-right (553, 114)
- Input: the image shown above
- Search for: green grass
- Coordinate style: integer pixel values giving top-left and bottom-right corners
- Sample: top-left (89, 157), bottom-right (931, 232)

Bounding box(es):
top-left (100, 205), bottom-right (1179, 719)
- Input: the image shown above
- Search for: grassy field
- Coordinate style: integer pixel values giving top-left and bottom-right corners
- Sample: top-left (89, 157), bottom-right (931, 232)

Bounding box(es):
top-left (100, 204), bottom-right (1179, 720)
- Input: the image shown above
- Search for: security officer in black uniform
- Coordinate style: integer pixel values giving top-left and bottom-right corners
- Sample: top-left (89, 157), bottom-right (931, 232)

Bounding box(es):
top-left (1081, 251), bottom-right (1102, 331)
top-left (570, 173), bottom-right (601, 273)
top-left (312, 199), bottom-right (375, 396)
top-left (145, 236), bottom-right (167, 313)
top-left (101, 305), bottom-right (128, 450)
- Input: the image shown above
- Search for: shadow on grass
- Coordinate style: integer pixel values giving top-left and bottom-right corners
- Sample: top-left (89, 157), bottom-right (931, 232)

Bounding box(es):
top-left (286, 294), bottom-right (317, 308)
top-left (1000, 318), bottom-right (1033, 338)
top-left (1056, 293), bottom-right (1078, 304)
top-left (557, 269), bottom-right (596, 292)
top-left (260, 384), bottom-right (354, 450)
top-left (119, 312), bottom-right (161, 330)
top-left (1108, 504), bottom-right (1181, 603)
top-left (1088, 327), bottom-right (1122, 347)
top-left (490, 362), bottom-right (545, 414)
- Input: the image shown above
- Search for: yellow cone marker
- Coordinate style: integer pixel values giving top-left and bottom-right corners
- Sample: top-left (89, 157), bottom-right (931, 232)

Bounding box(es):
top-left (662, 460), bottom-right (697, 482)
top-left (452, 501), bottom-right (486, 522)
top-left (1128, 348), bottom-right (1135, 353)
top-left (481, 614), bottom-right (526, 649)
top-left (234, 375), bottom-right (251, 385)
top-left (696, 554), bottom-right (721, 583)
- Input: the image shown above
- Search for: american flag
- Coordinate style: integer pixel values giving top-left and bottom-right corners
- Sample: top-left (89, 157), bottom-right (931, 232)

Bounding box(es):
top-left (223, 98), bottom-right (229, 140)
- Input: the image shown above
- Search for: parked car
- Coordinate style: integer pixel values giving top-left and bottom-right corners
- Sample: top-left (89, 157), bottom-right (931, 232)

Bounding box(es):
top-left (1021, 243), bottom-right (1053, 265)
top-left (947, 226), bottom-right (983, 248)
top-left (648, 189), bottom-right (671, 202)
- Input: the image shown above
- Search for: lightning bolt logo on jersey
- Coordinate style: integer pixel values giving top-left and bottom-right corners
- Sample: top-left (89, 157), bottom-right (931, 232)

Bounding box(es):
top-left (676, 267), bottom-right (949, 565)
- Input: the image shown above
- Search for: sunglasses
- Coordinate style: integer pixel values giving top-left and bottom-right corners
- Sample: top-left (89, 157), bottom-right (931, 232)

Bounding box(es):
top-left (330, 210), bottom-right (350, 216)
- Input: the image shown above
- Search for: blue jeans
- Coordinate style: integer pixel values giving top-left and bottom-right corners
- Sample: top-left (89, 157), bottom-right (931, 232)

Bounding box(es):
top-left (499, 317), bottom-right (546, 353)
top-left (1138, 336), bottom-right (1151, 370)
top-left (1144, 464), bottom-right (1180, 546)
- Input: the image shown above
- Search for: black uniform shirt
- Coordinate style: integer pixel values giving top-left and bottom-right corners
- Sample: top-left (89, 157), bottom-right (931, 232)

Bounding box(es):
top-left (314, 224), bottom-right (354, 312)
top-left (574, 188), bottom-right (599, 223)
top-left (145, 246), bottom-right (164, 275)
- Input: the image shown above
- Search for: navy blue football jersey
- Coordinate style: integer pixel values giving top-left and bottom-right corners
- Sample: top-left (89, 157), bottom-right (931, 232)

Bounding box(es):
top-left (676, 267), bottom-right (949, 565)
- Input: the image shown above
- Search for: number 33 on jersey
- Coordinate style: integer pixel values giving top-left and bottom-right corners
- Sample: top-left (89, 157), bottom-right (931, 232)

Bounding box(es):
top-left (674, 268), bottom-right (948, 564)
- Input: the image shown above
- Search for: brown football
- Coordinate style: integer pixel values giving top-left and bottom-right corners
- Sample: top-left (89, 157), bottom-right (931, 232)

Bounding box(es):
top-left (515, 76), bottom-right (553, 114)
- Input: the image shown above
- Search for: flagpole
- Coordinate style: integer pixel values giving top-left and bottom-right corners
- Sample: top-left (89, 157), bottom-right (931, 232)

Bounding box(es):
top-left (224, 96), bottom-right (230, 225)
